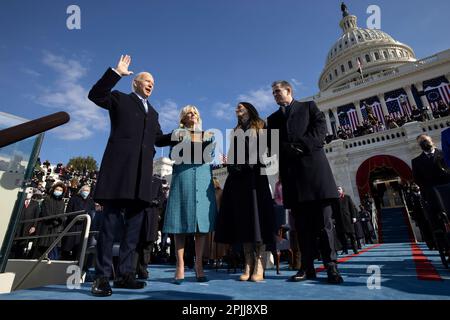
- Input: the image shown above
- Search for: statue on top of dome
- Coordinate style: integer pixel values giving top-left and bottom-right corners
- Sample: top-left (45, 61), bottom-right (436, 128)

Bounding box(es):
top-left (341, 2), bottom-right (350, 17)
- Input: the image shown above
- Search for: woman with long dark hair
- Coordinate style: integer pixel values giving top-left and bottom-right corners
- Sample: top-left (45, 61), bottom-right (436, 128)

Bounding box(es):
top-left (215, 102), bottom-right (276, 282)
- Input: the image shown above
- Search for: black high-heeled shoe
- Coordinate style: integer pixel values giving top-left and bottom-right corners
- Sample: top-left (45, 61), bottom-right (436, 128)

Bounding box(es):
top-left (196, 276), bottom-right (208, 282)
top-left (195, 266), bottom-right (208, 282)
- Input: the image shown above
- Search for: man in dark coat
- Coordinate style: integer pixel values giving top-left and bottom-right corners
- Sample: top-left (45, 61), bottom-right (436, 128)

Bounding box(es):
top-left (61, 185), bottom-right (95, 261)
top-left (358, 205), bottom-right (374, 245)
top-left (334, 187), bottom-right (359, 254)
top-left (412, 134), bottom-right (450, 201)
top-left (267, 80), bottom-right (342, 284)
top-left (412, 134), bottom-right (450, 242)
top-left (134, 176), bottom-right (164, 279)
top-left (11, 188), bottom-right (40, 258)
top-left (88, 55), bottom-right (169, 297)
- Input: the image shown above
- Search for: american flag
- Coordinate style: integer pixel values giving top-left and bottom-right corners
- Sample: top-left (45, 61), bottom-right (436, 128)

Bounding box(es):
top-left (386, 97), bottom-right (405, 118)
top-left (361, 102), bottom-right (385, 125)
top-left (425, 83), bottom-right (450, 110)
top-left (398, 94), bottom-right (413, 116)
top-left (385, 95), bottom-right (412, 116)
top-left (338, 108), bottom-right (359, 131)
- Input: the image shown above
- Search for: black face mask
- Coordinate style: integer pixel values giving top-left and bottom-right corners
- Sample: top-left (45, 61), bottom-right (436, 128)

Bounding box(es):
top-left (420, 140), bottom-right (433, 152)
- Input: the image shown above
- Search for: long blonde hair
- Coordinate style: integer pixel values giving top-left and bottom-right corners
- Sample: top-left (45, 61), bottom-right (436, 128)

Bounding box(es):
top-left (179, 105), bottom-right (202, 130)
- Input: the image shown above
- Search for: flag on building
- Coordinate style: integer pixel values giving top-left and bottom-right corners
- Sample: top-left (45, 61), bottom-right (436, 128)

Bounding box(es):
top-left (398, 94), bottom-right (413, 116)
top-left (338, 106), bottom-right (360, 131)
top-left (361, 102), bottom-right (385, 125)
top-left (425, 82), bottom-right (450, 110)
top-left (386, 97), bottom-right (404, 118)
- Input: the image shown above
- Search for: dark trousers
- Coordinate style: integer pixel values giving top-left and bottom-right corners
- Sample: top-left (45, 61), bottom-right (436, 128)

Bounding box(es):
top-left (135, 241), bottom-right (154, 276)
top-left (362, 224), bottom-right (374, 244)
top-left (95, 202), bottom-right (145, 278)
top-left (292, 201), bottom-right (337, 271)
top-left (337, 231), bottom-right (357, 251)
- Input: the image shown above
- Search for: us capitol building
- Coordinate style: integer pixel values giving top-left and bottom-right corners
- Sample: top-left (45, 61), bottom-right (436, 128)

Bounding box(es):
top-left (154, 4), bottom-right (450, 210)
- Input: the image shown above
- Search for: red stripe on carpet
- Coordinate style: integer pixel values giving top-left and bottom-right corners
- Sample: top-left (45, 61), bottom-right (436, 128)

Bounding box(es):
top-left (315, 244), bottom-right (382, 273)
top-left (410, 243), bottom-right (442, 281)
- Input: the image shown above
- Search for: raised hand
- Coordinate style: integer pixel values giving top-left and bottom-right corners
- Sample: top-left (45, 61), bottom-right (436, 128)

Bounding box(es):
top-left (115, 54), bottom-right (134, 76)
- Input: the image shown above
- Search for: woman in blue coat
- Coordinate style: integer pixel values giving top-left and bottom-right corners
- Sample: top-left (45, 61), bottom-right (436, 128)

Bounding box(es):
top-left (163, 105), bottom-right (217, 283)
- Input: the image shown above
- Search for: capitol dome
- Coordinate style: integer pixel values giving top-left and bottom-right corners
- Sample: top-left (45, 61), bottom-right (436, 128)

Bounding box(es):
top-left (319, 5), bottom-right (416, 91)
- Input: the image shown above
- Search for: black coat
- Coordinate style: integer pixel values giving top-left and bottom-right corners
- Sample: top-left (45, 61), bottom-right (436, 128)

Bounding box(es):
top-left (61, 194), bottom-right (95, 252)
top-left (88, 68), bottom-right (169, 205)
top-left (215, 128), bottom-right (276, 245)
top-left (15, 200), bottom-right (40, 241)
top-left (37, 196), bottom-right (66, 248)
top-left (333, 195), bottom-right (357, 234)
top-left (140, 177), bottom-right (164, 243)
top-left (358, 209), bottom-right (374, 235)
top-left (267, 100), bottom-right (338, 208)
top-left (412, 149), bottom-right (450, 201)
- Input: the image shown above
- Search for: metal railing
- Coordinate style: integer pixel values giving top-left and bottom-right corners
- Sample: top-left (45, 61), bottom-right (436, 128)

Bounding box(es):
top-left (11, 211), bottom-right (92, 291)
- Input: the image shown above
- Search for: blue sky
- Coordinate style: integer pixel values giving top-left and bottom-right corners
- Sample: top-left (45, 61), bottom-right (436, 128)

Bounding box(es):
top-left (1, 0), bottom-right (449, 166)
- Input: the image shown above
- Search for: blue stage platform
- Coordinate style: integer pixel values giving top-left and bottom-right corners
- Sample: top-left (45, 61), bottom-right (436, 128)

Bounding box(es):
top-left (1, 243), bottom-right (449, 300)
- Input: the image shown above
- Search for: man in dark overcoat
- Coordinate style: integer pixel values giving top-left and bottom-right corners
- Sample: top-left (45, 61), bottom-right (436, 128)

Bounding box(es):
top-left (412, 134), bottom-right (450, 245)
top-left (267, 80), bottom-right (343, 284)
top-left (412, 134), bottom-right (450, 201)
top-left (11, 188), bottom-right (40, 258)
top-left (334, 187), bottom-right (359, 254)
top-left (88, 55), bottom-right (169, 296)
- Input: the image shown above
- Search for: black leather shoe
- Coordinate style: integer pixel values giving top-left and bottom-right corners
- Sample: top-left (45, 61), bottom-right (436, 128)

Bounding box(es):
top-left (114, 273), bottom-right (147, 289)
top-left (327, 264), bottom-right (344, 284)
top-left (289, 270), bottom-right (317, 282)
top-left (91, 277), bottom-right (112, 297)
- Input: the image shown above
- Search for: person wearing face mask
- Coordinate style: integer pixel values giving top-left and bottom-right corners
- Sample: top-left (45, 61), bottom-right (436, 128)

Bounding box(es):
top-left (412, 134), bottom-right (450, 202)
top-left (61, 185), bottom-right (96, 261)
top-left (34, 182), bottom-right (67, 260)
top-left (11, 188), bottom-right (40, 258)
top-left (215, 102), bottom-right (276, 282)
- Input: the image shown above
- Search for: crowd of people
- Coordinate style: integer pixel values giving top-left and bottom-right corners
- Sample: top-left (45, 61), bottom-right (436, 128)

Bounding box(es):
top-left (326, 101), bottom-right (450, 143)
top-left (30, 159), bottom-right (98, 201)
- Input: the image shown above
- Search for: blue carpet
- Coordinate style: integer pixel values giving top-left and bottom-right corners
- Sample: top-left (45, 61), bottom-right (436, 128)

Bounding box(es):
top-left (380, 208), bottom-right (411, 243)
top-left (1, 243), bottom-right (449, 300)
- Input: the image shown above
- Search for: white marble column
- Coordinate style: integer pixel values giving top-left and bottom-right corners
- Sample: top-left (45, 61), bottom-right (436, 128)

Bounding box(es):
top-left (324, 111), bottom-right (333, 135)
top-left (403, 85), bottom-right (417, 107)
top-left (332, 108), bottom-right (340, 128)
top-left (377, 94), bottom-right (389, 116)
top-left (353, 100), bottom-right (364, 123)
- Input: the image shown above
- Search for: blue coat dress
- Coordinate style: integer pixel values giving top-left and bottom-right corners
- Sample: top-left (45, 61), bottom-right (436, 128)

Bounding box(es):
top-left (163, 129), bottom-right (217, 234)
